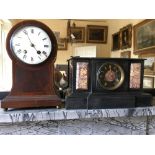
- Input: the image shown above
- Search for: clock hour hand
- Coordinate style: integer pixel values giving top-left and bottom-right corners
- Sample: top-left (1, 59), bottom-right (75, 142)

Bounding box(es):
top-left (30, 42), bottom-right (38, 52)
top-left (28, 38), bottom-right (41, 55)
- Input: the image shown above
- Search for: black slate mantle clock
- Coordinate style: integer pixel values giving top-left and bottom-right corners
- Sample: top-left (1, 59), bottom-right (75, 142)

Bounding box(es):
top-left (66, 57), bottom-right (152, 109)
top-left (1, 20), bottom-right (62, 110)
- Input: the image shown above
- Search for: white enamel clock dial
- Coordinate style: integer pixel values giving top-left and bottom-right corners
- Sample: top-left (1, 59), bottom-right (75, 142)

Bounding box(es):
top-left (11, 26), bottom-right (52, 65)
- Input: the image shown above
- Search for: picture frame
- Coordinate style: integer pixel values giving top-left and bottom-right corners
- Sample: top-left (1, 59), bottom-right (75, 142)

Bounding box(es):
top-left (139, 54), bottom-right (155, 74)
top-left (120, 24), bottom-right (132, 49)
top-left (70, 27), bottom-right (85, 43)
top-left (134, 19), bottom-right (155, 54)
top-left (53, 31), bottom-right (60, 43)
top-left (143, 76), bottom-right (154, 88)
top-left (120, 51), bottom-right (131, 58)
top-left (58, 38), bottom-right (68, 50)
top-left (112, 32), bottom-right (120, 51)
top-left (86, 25), bottom-right (108, 43)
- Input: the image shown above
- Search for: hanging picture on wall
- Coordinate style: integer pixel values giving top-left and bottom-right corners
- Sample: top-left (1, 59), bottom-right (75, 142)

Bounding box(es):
top-left (112, 32), bottom-right (120, 51)
top-left (58, 38), bottom-right (68, 50)
top-left (143, 76), bottom-right (154, 88)
top-left (70, 27), bottom-right (85, 43)
top-left (120, 24), bottom-right (132, 49)
top-left (54, 31), bottom-right (60, 43)
top-left (139, 56), bottom-right (155, 74)
top-left (86, 25), bottom-right (108, 43)
top-left (134, 19), bottom-right (155, 54)
top-left (120, 51), bottom-right (131, 58)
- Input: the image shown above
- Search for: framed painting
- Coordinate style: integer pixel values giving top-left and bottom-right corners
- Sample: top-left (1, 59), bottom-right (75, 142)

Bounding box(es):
top-left (53, 31), bottom-right (60, 43)
top-left (70, 27), bottom-right (85, 43)
top-left (120, 24), bottom-right (132, 49)
top-left (86, 25), bottom-right (108, 43)
top-left (139, 55), bottom-right (155, 75)
top-left (58, 38), bottom-right (68, 50)
top-left (112, 32), bottom-right (120, 51)
top-left (134, 19), bottom-right (155, 54)
top-left (143, 76), bottom-right (154, 88)
top-left (120, 51), bottom-right (131, 58)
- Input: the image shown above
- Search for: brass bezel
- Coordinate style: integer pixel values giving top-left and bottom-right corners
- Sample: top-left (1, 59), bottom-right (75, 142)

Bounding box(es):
top-left (97, 62), bottom-right (125, 90)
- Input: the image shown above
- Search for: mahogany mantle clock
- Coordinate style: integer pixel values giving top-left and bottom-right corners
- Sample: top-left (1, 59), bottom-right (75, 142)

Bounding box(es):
top-left (1, 20), bottom-right (62, 110)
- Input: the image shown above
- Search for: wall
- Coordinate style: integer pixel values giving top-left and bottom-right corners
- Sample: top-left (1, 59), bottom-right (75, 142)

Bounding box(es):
top-left (10, 19), bottom-right (146, 63)
top-left (0, 20), bottom-right (12, 90)
top-left (106, 19), bottom-right (144, 58)
top-left (11, 19), bottom-right (110, 65)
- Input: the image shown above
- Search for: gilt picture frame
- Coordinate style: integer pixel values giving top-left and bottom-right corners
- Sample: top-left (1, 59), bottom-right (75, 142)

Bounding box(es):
top-left (58, 38), bottom-right (68, 50)
top-left (120, 51), bottom-right (131, 58)
top-left (134, 19), bottom-right (155, 54)
top-left (70, 27), bottom-right (85, 43)
top-left (143, 76), bottom-right (154, 88)
top-left (120, 24), bottom-right (132, 49)
top-left (139, 55), bottom-right (155, 75)
top-left (86, 25), bottom-right (108, 43)
top-left (112, 32), bottom-right (120, 51)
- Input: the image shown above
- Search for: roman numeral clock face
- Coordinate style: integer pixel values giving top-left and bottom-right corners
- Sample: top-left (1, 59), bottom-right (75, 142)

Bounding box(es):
top-left (10, 26), bottom-right (52, 65)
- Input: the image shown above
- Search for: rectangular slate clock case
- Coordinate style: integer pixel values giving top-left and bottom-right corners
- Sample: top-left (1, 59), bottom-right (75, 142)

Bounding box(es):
top-left (65, 57), bottom-right (152, 109)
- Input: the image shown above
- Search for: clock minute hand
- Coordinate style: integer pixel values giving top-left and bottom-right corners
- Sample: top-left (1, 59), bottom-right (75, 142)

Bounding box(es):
top-left (26, 34), bottom-right (36, 49)
top-left (25, 33), bottom-right (40, 53)
top-left (24, 31), bottom-right (41, 56)
top-left (24, 31), bottom-right (33, 44)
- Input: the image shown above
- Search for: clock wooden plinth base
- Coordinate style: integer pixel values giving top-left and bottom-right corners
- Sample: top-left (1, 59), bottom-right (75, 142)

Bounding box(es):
top-left (1, 95), bottom-right (62, 110)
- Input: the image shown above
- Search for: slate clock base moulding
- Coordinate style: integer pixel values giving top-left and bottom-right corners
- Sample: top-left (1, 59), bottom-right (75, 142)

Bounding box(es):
top-left (65, 57), bottom-right (152, 109)
top-left (1, 20), bottom-right (62, 110)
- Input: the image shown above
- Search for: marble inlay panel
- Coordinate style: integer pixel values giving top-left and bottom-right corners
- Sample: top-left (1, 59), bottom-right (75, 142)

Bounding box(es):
top-left (76, 62), bottom-right (89, 90)
top-left (130, 63), bottom-right (141, 89)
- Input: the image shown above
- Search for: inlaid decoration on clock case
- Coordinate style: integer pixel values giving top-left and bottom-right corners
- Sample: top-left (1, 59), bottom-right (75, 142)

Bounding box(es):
top-left (65, 57), bottom-right (152, 109)
top-left (1, 20), bottom-right (62, 110)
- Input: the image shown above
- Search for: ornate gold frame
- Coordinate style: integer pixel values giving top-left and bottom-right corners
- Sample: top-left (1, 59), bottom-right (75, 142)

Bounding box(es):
top-left (120, 24), bottom-right (132, 49)
top-left (134, 19), bottom-right (155, 55)
top-left (86, 25), bottom-right (108, 43)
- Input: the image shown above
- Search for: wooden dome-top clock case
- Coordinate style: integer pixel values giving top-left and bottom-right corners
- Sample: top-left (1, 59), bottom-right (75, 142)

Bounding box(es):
top-left (1, 20), bottom-right (62, 110)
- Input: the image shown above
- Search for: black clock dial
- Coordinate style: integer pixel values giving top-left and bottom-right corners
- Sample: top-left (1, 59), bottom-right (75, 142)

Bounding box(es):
top-left (97, 62), bottom-right (125, 90)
